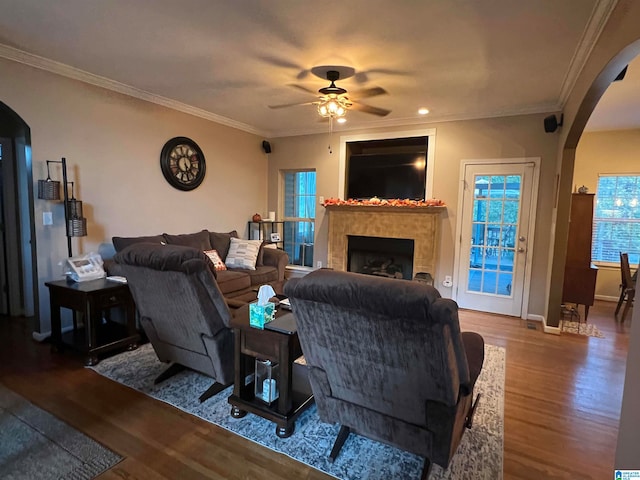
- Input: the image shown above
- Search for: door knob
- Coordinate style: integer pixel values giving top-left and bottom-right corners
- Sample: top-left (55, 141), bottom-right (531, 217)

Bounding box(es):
top-left (519, 236), bottom-right (526, 242)
top-left (517, 247), bottom-right (525, 253)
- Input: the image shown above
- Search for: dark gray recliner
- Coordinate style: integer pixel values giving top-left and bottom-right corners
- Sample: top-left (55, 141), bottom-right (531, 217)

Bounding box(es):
top-left (114, 243), bottom-right (234, 402)
top-left (284, 269), bottom-right (484, 478)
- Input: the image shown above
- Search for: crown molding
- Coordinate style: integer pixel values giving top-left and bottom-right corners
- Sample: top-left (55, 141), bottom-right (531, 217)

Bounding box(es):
top-left (0, 43), bottom-right (267, 137)
top-left (557, 0), bottom-right (619, 107)
top-left (267, 103), bottom-right (560, 138)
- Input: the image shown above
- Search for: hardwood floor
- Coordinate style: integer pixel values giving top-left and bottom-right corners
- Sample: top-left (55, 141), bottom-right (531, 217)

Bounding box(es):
top-left (0, 300), bottom-right (630, 479)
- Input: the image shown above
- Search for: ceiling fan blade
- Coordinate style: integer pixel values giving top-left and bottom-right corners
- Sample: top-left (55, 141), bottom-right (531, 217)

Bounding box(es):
top-left (255, 54), bottom-right (312, 80)
top-left (350, 101), bottom-right (391, 117)
top-left (288, 84), bottom-right (318, 95)
top-left (351, 86), bottom-right (388, 98)
top-left (268, 101), bottom-right (316, 109)
top-left (354, 68), bottom-right (412, 84)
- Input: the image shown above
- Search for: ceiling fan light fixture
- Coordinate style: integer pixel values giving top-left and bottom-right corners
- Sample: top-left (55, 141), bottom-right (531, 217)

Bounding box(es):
top-left (317, 95), bottom-right (350, 118)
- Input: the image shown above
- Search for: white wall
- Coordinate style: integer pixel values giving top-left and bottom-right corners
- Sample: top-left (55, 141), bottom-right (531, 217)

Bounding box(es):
top-left (267, 114), bottom-right (559, 317)
top-left (0, 57), bottom-right (268, 333)
top-left (574, 129), bottom-right (640, 299)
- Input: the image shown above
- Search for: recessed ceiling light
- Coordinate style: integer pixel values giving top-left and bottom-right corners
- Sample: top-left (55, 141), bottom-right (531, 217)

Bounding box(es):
top-left (337, 117), bottom-right (347, 124)
top-left (418, 107), bottom-right (430, 115)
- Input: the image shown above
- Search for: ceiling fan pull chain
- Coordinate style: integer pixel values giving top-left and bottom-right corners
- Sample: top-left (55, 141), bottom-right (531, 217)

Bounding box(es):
top-left (328, 117), bottom-right (334, 154)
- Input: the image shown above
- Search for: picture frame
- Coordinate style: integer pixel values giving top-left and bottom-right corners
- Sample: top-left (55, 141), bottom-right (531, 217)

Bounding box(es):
top-left (270, 232), bottom-right (281, 243)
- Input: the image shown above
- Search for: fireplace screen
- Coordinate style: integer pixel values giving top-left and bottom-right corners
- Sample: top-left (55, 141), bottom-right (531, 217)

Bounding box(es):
top-left (347, 235), bottom-right (414, 280)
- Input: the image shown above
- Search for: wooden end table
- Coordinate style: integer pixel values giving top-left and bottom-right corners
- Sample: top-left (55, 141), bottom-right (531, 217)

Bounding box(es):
top-left (45, 278), bottom-right (140, 366)
top-left (228, 303), bottom-right (313, 438)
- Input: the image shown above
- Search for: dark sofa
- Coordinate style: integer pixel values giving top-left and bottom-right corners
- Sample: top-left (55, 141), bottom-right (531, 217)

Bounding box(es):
top-left (109, 229), bottom-right (288, 304)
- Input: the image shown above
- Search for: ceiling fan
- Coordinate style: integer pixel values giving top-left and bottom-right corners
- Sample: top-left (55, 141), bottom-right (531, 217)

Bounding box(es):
top-left (269, 66), bottom-right (391, 118)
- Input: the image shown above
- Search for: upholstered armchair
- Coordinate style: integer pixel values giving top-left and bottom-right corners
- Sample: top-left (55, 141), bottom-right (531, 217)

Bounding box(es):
top-left (284, 269), bottom-right (484, 478)
top-left (114, 243), bottom-right (234, 402)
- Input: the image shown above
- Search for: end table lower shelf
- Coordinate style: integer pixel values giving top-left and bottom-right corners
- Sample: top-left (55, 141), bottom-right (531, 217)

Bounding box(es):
top-left (227, 304), bottom-right (314, 438)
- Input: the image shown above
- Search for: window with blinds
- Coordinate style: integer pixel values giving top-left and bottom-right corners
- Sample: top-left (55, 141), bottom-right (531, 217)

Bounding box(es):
top-left (592, 174), bottom-right (640, 265)
top-left (282, 170), bottom-right (316, 267)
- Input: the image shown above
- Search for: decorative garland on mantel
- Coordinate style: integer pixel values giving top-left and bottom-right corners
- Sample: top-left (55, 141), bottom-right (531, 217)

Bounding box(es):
top-left (321, 196), bottom-right (446, 208)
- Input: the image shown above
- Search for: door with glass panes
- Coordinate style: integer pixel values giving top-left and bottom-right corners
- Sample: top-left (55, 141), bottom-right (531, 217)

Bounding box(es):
top-left (456, 162), bottom-right (535, 317)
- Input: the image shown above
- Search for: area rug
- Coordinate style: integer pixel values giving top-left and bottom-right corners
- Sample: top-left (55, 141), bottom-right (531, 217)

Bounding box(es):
top-left (561, 320), bottom-right (605, 338)
top-left (92, 343), bottom-right (505, 480)
top-left (0, 383), bottom-right (122, 479)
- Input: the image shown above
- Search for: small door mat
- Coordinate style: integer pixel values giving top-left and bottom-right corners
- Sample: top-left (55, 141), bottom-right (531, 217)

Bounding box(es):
top-left (560, 320), bottom-right (605, 338)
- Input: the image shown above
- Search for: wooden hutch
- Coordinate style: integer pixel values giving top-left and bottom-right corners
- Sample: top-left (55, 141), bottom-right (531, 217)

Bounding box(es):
top-left (562, 193), bottom-right (598, 321)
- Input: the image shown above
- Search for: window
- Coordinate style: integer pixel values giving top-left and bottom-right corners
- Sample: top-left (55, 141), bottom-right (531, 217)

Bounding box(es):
top-left (592, 174), bottom-right (640, 265)
top-left (282, 170), bottom-right (316, 267)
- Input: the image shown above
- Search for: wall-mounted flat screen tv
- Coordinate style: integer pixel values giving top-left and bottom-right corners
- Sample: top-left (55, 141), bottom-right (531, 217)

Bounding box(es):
top-left (346, 152), bottom-right (427, 200)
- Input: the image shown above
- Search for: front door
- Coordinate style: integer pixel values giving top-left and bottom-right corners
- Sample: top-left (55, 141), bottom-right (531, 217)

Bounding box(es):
top-left (456, 161), bottom-right (536, 317)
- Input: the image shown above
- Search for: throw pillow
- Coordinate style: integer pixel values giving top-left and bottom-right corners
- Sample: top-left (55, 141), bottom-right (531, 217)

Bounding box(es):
top-left (225, 238), bottom-right (262, 270)
top-left (203, 249), bottom-right (227, 271)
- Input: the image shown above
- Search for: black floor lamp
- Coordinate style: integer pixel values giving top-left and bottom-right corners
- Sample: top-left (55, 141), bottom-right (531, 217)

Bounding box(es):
top-left (38, 157), bottom-right (87, 258)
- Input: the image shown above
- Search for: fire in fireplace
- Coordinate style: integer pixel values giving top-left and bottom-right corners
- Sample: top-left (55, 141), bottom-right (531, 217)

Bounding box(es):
top-left (347, 235), bottom-right (415, 280)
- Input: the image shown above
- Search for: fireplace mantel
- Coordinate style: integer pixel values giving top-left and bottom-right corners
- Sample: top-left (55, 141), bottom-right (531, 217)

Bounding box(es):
top-left (323, 205), bottom-right (445, 214)
top-left (325, 205), bottom-right (445, 279)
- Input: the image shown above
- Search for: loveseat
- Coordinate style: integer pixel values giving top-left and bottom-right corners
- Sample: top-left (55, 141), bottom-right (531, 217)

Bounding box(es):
top-left (109, 229), bottom-right (288, 305)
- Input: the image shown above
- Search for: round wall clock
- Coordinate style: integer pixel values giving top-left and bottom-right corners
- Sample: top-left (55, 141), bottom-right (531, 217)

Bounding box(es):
top-left (160, 137), bottom-right (206, 191)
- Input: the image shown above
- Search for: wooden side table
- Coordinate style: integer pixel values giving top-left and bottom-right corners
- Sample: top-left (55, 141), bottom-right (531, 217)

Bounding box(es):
top-left (45, 278), bottom-right (140, 365)
top-left (228, 304), bottom-right (313, 438)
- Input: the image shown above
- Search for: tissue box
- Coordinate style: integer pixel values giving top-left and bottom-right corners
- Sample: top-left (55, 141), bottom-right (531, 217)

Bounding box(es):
top-left (249, 302), bottom-right (275, 329)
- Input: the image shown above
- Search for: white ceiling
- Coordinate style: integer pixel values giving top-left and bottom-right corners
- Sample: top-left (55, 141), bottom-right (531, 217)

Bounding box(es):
top-left (584, 54), bottom-right (640, 132)
top-left (0, 0), bottom-right (635, 138)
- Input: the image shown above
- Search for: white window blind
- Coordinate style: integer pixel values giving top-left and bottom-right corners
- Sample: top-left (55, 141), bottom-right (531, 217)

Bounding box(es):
top-left (283, 170), bottom-right (316, 267)
top-left (592, 174), bottom-right (640, 265)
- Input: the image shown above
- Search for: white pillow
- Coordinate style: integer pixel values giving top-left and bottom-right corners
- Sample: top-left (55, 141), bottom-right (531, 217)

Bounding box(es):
top-left (225, 238), bottom-right (262, 270)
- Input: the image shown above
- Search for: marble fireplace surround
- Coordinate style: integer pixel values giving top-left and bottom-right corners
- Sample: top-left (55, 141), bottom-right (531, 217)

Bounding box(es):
top-left (325, 205), bottom-right (445, 279)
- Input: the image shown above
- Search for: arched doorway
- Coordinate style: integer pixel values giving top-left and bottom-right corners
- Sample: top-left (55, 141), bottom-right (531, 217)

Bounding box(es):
top-left (547, 38), bottom-right (640, 469)
top-left (548, 40), bottom-right (640, 328)
top-left (0, 101), bottom-right (38, 324)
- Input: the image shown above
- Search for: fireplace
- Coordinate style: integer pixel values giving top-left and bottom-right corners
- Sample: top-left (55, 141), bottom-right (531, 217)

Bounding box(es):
top-left (325, 204), bottom-right (444, 280)
top-left (348, 235), bottom-right (414, 280)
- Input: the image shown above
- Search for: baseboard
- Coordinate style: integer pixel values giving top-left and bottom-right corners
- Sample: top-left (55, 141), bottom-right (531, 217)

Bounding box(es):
top-left (285, 265), bottom-right (314, 279)
top-left (594, 294), bottom-right (618, 302)
top-left (32, 324), bottom-right (74, 342)
top-left (527, 313), bottom-right (561, 335)
top-left (542, 323), bottom-right (561, 335)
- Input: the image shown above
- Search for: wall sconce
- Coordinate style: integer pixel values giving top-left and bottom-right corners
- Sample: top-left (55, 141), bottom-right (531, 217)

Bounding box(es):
top-left (37, 157), bottom-right (88, 257)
